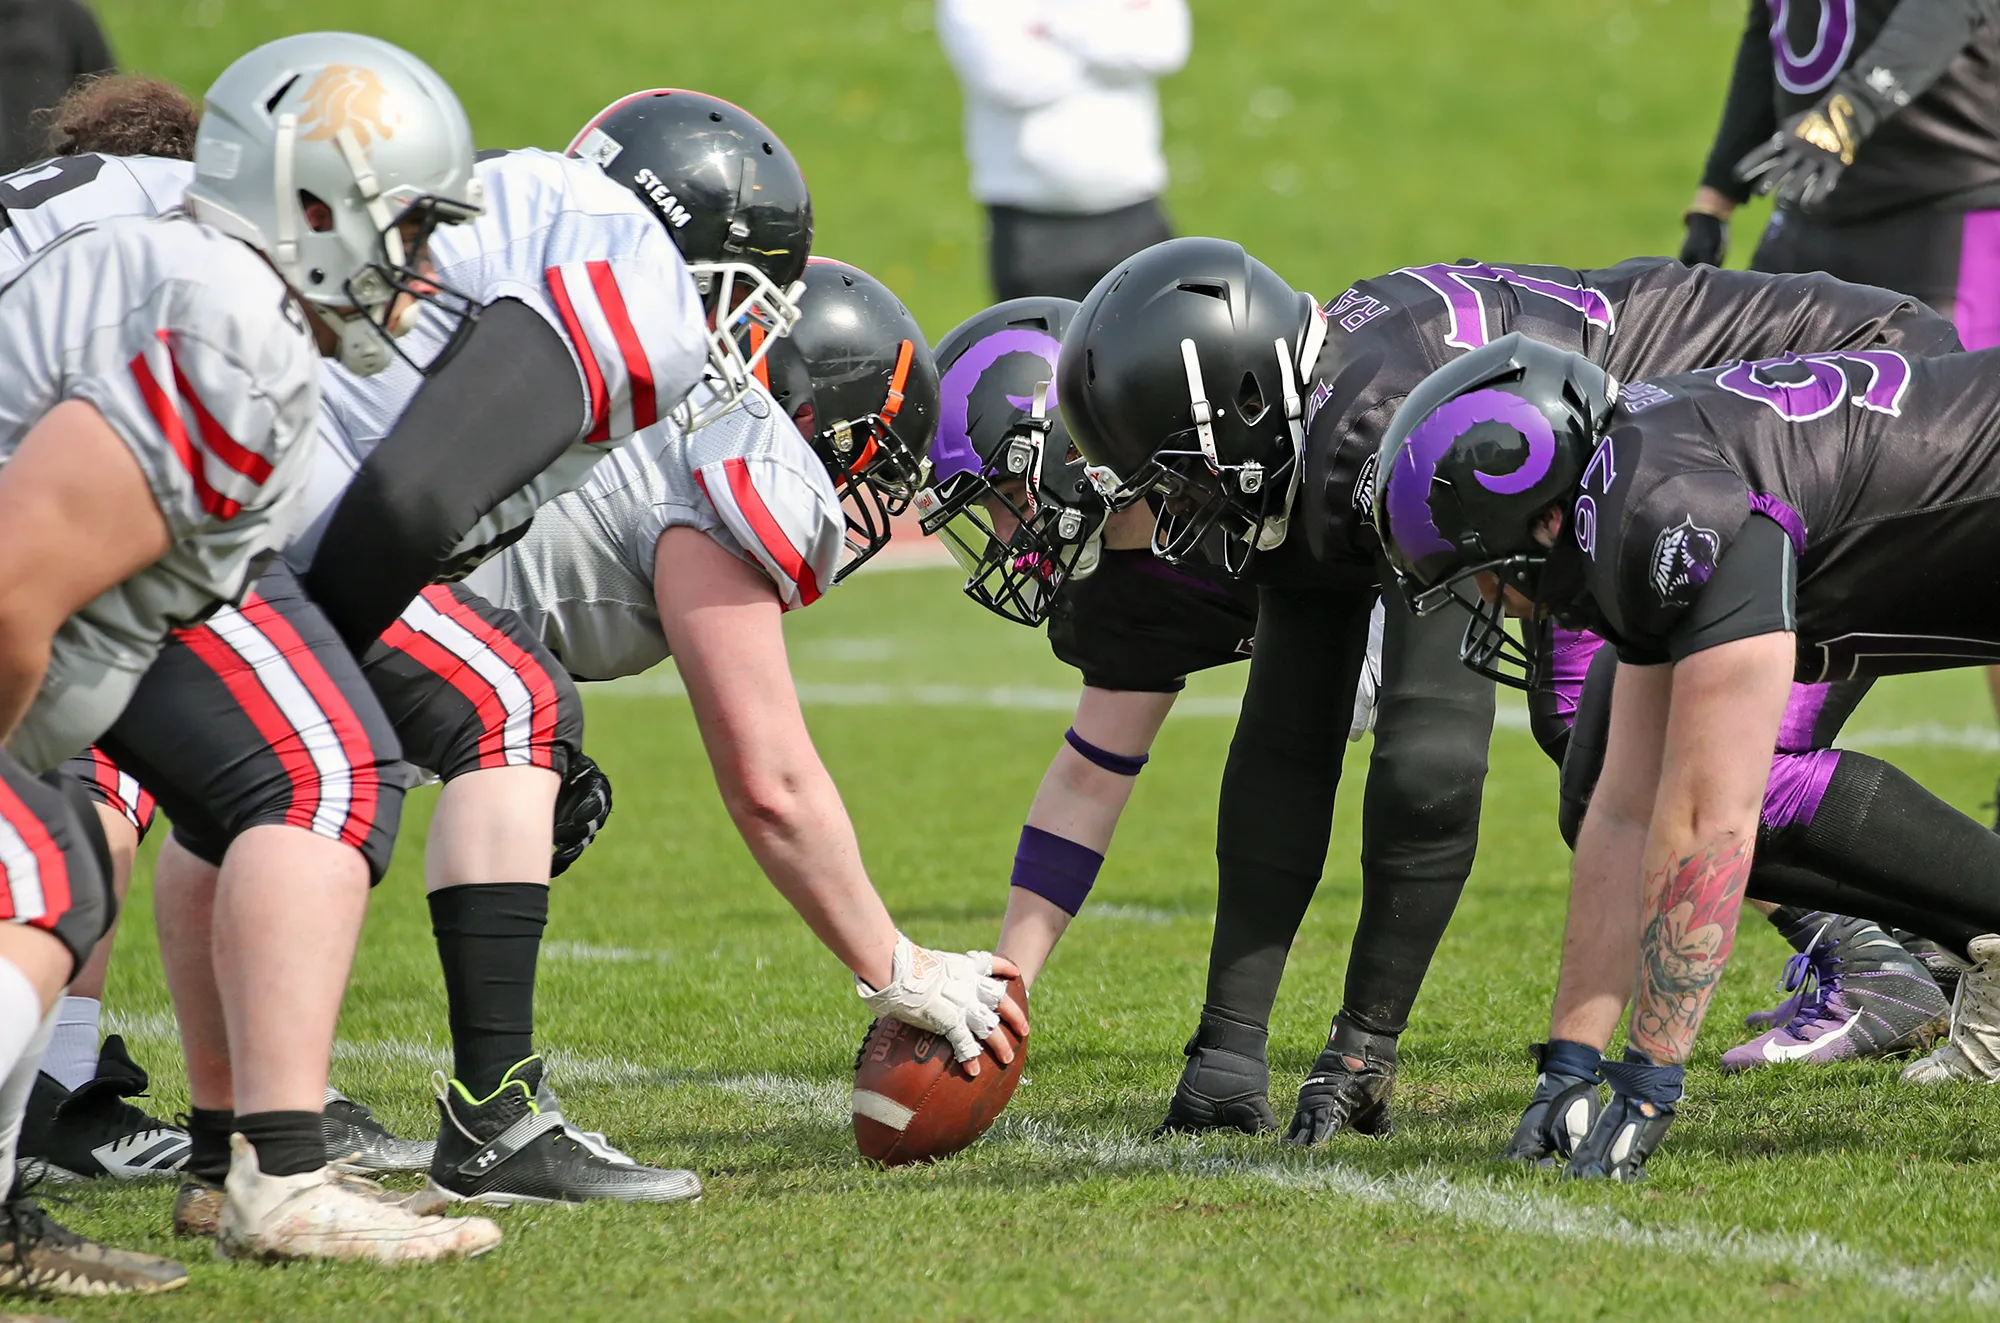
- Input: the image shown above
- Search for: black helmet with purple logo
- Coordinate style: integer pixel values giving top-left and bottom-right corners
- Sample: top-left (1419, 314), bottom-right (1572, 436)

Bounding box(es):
top-left (1370, 332), bottom-right (1615, 687)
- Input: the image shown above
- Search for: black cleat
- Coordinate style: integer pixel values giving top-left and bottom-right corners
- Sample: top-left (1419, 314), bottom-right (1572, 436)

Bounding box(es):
top-left (18, 1037), bottom-right (187, 1183)
top-left (1564, 1057), bottom-right (1681, 1183)
top-left (1500, 1043), bottom-right (1602, 1166)
top-left (0, 1195), bottom-right (185, 1296)
top-left (1154, 1013), bottom-right (1277, 1137)
top-left (428, 1057), bottom-right (701, 1206)
top-left (323, 1087), bottom-right (434, 1173)
top-left (1284, 1018), bottom-right (1397, 1146)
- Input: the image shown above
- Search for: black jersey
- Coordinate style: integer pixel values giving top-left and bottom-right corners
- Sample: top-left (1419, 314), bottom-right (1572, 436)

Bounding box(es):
top-left (1539, 346), bottom-right (2000, 680)
top-left (1300, 255), bottom-right (1961, 586)
top-left (1046, 549), bottom-right (1258, 692)
top-left (1702, 0), bottom-right (2000, 222)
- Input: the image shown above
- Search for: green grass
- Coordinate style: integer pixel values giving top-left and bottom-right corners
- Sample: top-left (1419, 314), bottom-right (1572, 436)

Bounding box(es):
top-left (41, 2), bottom-right (2000, 1318)
top-left (47, 566), bottom-right (2000, 1321)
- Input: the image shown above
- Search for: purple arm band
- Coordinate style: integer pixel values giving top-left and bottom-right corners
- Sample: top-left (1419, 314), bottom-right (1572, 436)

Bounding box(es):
top-left (1010, 825), bottom-right (1105, 917)
top-left (1064, 727), bottom-right (1149, 776)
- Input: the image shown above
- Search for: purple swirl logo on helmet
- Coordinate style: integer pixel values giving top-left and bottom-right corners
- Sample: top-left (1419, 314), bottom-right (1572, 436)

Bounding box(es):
top-left (932, 329), bottom-right (1062, 486)
top-left (1383, 388), bottom-right (1556, 566)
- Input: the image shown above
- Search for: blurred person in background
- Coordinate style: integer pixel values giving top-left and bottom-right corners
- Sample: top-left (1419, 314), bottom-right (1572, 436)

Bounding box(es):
top-left (938, 0), bottom-right (1189, 302)
top-left (0, 0), bottom-right (114, 171)
top-left (1676, 0), bottom-right (2000, 1027)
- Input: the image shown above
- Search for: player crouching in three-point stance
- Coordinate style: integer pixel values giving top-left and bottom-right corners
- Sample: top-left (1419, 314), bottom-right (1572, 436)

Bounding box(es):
top-left (1374, 332), bottom-right (2000, 1180)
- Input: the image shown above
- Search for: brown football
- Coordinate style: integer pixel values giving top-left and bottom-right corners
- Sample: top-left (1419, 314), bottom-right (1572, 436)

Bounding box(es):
top-left (851, 977), bottom-right (1026, 1166)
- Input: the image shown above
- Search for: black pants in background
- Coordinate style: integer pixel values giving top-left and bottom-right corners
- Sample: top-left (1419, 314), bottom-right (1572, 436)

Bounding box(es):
top-left (986, 197), bottom-right (1173, 303)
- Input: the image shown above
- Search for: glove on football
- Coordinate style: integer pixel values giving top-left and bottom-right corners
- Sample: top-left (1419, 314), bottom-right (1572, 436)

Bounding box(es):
top-left (1677, 211), bottom-right (1728, 268)
top-left (855, 934), bottom-right (1005, 1063)
top-left (1735, 69), bottom-right (1895, 212)
top-left (550, 752), bottom-right (612, 878)
top-left (1564, 1054), bottom-right (1684, 1183)
top-left (1499, 1041), bottom-right (1602, 1165)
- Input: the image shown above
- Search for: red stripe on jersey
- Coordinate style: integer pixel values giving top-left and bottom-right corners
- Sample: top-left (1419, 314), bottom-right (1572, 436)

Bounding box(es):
top-left (426, 587), bottom-right (561, 768)
top-left (128, 350), bottom-right (241, 520)
top-left (238, 597), bottom-right (380, 850)
top-left (547, 266), bottom-right (610, 442)
top-left (586, 260), bottom-right (656, 433)
top-left (722, 457), bottom-right (822, 607)
top-left (380, 603), bottom-right (513, 770)
top-left (176, 615), bottom-right (324, 833)
top-left (162, 332), bottom-right (273, 485)
top-left (0, 779), bottom-right (69, 928)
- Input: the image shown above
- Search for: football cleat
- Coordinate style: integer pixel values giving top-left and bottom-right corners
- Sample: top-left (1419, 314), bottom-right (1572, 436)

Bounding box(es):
top-left (323, 1086), bottom-right (434, 1173)
top-left (174, 1170), bottom-right (450, 1239)
top-left (0, 1195), bottom-right (186, 1295)
top-left (1721, 919), bottom-right (1947, 1071)
top-left (17, 1036), bottom-right (188, 1182)
top-left (1153, 1013), bottom-right (1277, 1137)
top-left (1564, 1056), bottom-right (1683, 1183)
top-left (1500, 1043), bottom-right (1602, 1166)
top-left (1283, 1018), bottom-right (1396, 1146)
top-left (1893, 929), bottom-right (1969, 1001)
top-left (1901, 934), bottom-right (2000, 1083)
top-left (217, 1136), bottom-right (500, 1265)
top-left (427, 1058), bottom-right (701, 1206)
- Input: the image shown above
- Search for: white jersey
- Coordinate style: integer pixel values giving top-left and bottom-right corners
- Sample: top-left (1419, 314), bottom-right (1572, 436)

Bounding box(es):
top-left (0, 154), bottom-right (193, 280)
top-left (0, 214), bottom-right (320, 770)
top-left (295, 148), bottom-right (709, 571)
top-left (465, 383), bottom-right (844, 682)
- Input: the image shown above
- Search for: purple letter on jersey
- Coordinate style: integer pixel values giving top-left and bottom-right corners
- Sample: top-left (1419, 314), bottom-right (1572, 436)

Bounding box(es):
top-left (1385, 388), bottom-right (1555, 561)
top-left (932, 329), bottom-right (1062, 484)
top-left (1715, 350), bottom-right (1910, 421)
top-left (1768, 0), bottom-right (1856, 95)
top-left (1396, 263), bottom-right (1615, 351)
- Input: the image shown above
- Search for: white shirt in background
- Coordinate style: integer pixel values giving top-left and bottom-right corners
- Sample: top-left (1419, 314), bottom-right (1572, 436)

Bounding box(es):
top-left (937, 0), bottom-right (1191, 214)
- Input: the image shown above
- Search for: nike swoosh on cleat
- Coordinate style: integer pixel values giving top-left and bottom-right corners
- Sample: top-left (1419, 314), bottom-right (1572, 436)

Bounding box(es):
top-left (1761, 1011), bottom-right (1862, 1062)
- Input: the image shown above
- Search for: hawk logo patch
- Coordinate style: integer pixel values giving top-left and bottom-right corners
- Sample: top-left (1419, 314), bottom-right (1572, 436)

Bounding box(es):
top-left (1351, 452), bottom-right (1378, 515)
top-left (298, 65), bottom-right (401, 149)
top-left (1650, 516), bottom-right (1719, 606)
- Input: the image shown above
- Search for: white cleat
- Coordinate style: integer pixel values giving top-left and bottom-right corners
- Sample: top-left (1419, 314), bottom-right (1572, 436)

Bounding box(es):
top-left (216, 1134), bottom-right (501, 1265)
top-left (1900, 934), bottom-right (2000, 1083)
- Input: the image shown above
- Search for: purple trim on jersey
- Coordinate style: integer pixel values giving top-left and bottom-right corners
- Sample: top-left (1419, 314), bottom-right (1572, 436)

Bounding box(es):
top-left (1776, 681), bottom-right (1832, 755)
top-left (932, 329), bottom-right (1062, 485)
top-left (1010, 824), bottom-right (1103, 916)
top-left (1763, 747), bottom-right (1842, 831)
top-left (1957, 211), bottom-right (2000, 352)
top-left (1386, 388), bottom-right (1556, 561)
top-left (1547, 626), bottom-right (1606, 724)
top-left (1767, 0), bottom-right (1855, 95)
top-left (1748, 493), bottom-right (1807, 553)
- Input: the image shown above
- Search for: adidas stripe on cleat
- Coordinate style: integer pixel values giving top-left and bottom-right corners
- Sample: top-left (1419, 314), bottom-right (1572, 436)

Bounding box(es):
top-left (17, 1036), bottom-right (187, 1183)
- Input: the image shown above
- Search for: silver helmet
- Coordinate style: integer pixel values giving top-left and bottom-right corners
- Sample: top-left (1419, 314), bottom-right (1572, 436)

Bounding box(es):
top-left (184, 32), bottom-right (484, 375)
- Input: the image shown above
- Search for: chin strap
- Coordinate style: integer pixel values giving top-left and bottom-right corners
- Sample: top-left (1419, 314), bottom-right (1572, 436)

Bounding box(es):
top-left (1251, 300), bottom-right (1327, 553)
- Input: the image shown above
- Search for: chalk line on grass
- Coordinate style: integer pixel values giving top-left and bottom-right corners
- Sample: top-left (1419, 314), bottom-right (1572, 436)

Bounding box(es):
top-left (543, 940), bottom-right (675, 966)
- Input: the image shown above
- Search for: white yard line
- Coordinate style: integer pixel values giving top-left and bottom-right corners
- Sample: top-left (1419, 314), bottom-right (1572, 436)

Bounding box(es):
top-left (543, 940), bottom-right (675, 965)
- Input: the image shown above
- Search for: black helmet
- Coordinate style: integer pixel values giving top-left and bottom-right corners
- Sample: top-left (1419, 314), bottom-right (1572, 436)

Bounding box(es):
top-left (915, 297), bottom-right (1105, 626)
top-left (754, 258), bottom-right (939, 581)
top-left (1371, 332), bottom-right (1615, 689)
top-left (1056, 237), bottom-right (1325, 575)
top-left (568, 89), bottom-right (813, 425)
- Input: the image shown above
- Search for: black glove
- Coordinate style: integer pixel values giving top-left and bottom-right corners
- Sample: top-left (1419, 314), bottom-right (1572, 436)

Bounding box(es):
top-left (550, 751), bottom-right (612, 878)
top-left (1283, 1018), bottom-right (1397, 1146)
top-left (1734, 71), bottom-right (1890, 212)
top-left (1499, 1041), bottom-right (1602, 1165)
top-left (1564, 1054), bottom-right (1683, 1183)
top-left (1677, 211), bottom-right (1728, 268)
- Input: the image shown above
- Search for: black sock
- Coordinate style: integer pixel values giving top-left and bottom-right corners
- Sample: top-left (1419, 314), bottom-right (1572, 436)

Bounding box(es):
top-left (187, 1106), bottom-right (234, 1183)
top-left (429, 882), bottom-right (548, 1096)
top-left (234, 1110), bottom-right (323, 1177)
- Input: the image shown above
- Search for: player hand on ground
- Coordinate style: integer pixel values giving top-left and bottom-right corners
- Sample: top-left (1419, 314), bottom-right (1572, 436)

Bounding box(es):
top-left (1677, 211), bottom-right (1727, 268)
top-left (856, 936), bottom-right (1029, 1075)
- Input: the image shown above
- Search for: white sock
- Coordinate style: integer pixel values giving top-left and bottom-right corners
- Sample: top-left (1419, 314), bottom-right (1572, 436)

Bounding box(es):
top-left (42, 995), bottom-right (100, 1093)
top-left (0, 960), bottom-right (56, 1179)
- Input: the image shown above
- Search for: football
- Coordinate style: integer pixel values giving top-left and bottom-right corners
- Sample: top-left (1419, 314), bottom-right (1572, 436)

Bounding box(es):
top-left (851, 978), bottom-right (1027, 1165)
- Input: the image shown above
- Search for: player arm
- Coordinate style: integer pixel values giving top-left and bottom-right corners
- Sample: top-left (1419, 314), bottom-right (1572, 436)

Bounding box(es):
top-left (1696, 0), bottom-right (1777, 210)
top-left (654, 527), bottom-right (1027, 1057)
top-left (304, 297), bottom-right (586, 652)
top-left (1047, 0), bottom-right (1192, 79)
top-left (1843, 0), bottom-right (2000, 117)
top-left (0, 401), bottom-right (172, 737)
top-left (997, 684), bottom-right (1178, 987)
top-left (936, 0), bottom-right (1087, 109)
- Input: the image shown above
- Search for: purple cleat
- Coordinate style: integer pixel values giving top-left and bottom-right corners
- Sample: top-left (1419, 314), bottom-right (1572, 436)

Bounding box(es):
top-left (1722, 918), bottom-right (1949, 1071)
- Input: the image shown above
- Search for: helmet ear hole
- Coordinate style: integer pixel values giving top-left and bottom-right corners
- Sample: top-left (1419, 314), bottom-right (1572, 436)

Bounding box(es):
top-left (298, 191), bottom-right (335, 233)
top-left (1236, 371), bottom-right (1266, 424)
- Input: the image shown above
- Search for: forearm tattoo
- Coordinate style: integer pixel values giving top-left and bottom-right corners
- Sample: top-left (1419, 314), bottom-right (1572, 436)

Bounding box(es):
top-left (1629, 840), bottom-right (1753, 1064)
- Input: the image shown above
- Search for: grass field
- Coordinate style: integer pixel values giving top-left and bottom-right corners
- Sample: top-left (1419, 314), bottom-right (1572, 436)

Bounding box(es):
top-left (35, 1), bottom-right (2000, 1319)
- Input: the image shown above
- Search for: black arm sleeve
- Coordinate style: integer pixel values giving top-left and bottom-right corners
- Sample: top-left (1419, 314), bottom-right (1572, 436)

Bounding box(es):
top-left (1700, 0), bottom-right (1779, 200)
top-left (1844, 0), bottom-right (2000, 113)
top-left (304, 297), bottom-right (587, 652)
top-left (1666, 514), bottom-right (1797, 662)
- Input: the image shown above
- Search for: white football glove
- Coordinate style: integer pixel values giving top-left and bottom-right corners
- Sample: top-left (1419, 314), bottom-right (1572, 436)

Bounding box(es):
top-left (1348, 599), bottom-right (1386, 742)
top-left (856, 934), bottom-right (1006, 1063)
